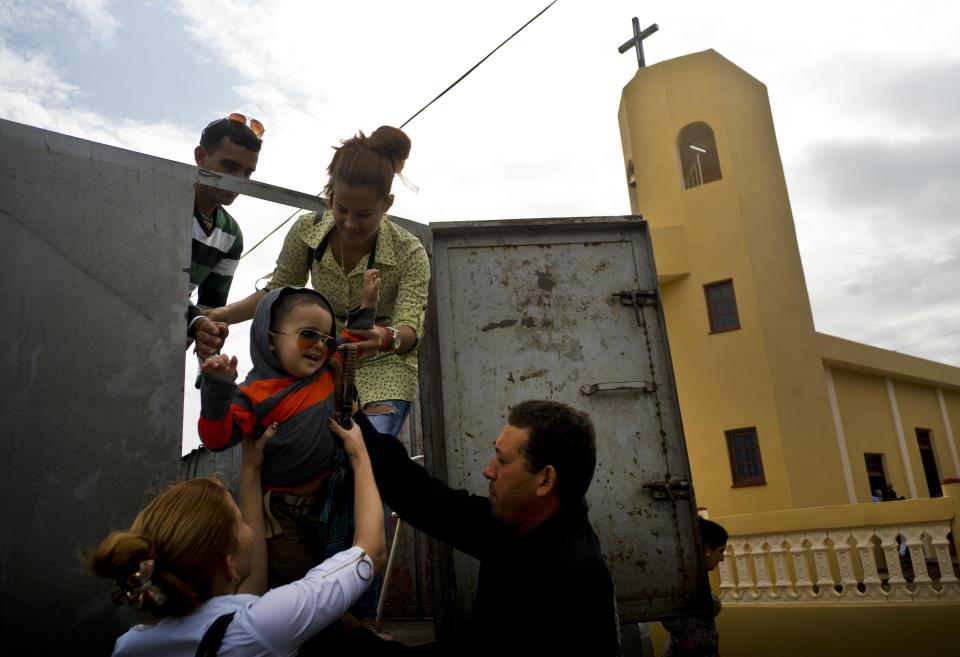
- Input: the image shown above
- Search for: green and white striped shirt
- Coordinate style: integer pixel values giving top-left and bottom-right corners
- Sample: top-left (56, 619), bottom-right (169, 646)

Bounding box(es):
top-left (188, 204), bottom-right (243, 327)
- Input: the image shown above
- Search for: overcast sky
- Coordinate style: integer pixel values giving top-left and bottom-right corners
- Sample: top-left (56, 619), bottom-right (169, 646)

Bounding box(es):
top-left (2, 0), bottom-right (957, 452)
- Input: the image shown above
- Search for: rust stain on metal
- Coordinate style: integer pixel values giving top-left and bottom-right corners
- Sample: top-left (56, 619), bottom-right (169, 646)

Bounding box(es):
top-left (535, 270), bottom-right (556, 292)
top-left (519, 369), bottom-right (546, 382)
top-left (480, 318), bottom-right (518, 332)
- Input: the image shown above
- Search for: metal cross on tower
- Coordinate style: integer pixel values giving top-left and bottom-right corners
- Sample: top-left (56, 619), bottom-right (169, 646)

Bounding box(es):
top-left (618, 17), bottom-right (659, 69)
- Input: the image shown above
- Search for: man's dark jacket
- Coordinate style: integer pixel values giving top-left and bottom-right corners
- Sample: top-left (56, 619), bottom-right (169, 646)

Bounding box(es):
top-left (352, 413), bottom-right (621, 656)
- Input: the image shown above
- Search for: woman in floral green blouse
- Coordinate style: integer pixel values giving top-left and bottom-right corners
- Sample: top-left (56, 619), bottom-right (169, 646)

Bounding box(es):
top-left (210, 125), bottom-right (429, 437)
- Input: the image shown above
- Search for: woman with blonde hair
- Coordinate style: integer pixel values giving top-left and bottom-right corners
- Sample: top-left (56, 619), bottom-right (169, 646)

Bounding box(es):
top-left (89, 418), bottom-right (385, 656)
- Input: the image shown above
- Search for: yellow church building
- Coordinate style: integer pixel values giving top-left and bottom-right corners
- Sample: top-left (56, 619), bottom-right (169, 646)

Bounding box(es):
top-left (618, 48), bottom-right (960, 516)
top-left (617, 49), bottom-right (960, 656)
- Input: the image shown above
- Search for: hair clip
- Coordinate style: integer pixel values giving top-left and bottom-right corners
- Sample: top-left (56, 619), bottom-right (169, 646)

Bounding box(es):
top-left (112, 559), bottom-right (167, 609)
top-left (397, 171), bottom-right (419, 194)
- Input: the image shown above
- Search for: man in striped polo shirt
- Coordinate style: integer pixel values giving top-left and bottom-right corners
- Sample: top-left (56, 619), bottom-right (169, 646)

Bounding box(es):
top-left (188, 116), bottom-right (262, 358)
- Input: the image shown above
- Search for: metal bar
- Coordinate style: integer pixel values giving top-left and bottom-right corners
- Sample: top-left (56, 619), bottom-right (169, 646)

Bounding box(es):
top-left (579, 381), bottom-right (656, 396)
top-left (194, 168), bottom-right (326, 212)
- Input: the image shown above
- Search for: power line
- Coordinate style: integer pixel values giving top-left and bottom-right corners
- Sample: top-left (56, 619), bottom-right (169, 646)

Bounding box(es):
top-left (242, 1), bottom-right (559, 260)
top-left (894, 328), bottom-right (960, 352)
top-left (240, 205), bottom-right (306, 260)
top-left (400, 1), bottom-right (558, 129)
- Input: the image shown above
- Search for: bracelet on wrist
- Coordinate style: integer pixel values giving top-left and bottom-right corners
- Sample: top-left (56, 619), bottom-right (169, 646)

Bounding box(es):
top-left (377, 325), bottom-right (394, 352)
top-left (387, 326), bottom-right (402, 352)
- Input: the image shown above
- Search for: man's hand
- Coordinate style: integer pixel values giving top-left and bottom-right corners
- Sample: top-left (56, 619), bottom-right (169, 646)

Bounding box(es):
top-left (328, 415), bottom-right (366, 464)
top-left (193, 317), bottom-right (229, 359)
top-left (201, 353), bottom-right (238, 381)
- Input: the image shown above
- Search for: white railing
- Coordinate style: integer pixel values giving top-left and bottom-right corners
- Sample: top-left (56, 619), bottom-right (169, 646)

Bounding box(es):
top-left (717, 520), bottom-right (960, 603)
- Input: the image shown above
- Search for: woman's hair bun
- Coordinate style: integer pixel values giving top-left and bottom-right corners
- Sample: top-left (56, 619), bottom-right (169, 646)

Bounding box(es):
top-left (89, 531), bottom-right (155, 583)
top-left (367, 126), bottom-right (411, 169)
top-left (325, 125), bottom-right (413, 199)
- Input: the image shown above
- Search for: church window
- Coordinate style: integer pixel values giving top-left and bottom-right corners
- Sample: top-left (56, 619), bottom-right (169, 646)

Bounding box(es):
top-left (916, 430), bottom-right (943, 497)
top-left (704, 279), bottom-right (740, 333)
top-left (726, 428), bottom-right (765, 487)
top-left (678, 122), bottom-right (722, 189)
top-left (864, 453), bottom-right (889, 496)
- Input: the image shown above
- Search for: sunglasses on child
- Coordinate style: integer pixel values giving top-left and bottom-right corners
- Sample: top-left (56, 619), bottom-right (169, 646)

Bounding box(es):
top-left (270, 328), bottom-right (336, 352)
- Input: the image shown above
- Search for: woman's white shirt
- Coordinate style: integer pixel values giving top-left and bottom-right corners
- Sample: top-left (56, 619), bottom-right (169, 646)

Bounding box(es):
top-left (113, 546), bottom-right (373, 657)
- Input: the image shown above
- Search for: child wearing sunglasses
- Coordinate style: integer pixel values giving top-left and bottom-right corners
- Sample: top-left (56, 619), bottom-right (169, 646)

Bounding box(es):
top-left (197, 271), bottom-right (382, 591)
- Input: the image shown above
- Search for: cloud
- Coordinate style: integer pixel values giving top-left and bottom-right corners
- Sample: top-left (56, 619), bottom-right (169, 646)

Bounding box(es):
top-left (781, 55), bottom-right (960, 366)
top-left (872, 61), bottom-right (960, 130)
top-left (0, 0), bottom-right (193, 157)
top-left (0, 36), bottom-right (194, 161)
top-left (793, 131), bottom-right (960, 365)
top-left (797, 137), bottom-right (958, 228)
top-left (1, 0), bottom-right (120, 43)
top-left (64, 0), bottom-right (121, 43)
top-left (0, 40), bottom-right (80, 119)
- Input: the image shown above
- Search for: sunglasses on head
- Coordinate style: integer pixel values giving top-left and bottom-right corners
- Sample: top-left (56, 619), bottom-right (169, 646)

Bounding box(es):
top-left (270, 328), bottom-right (336, 352)
top-left (206, 113), bottom-right (265, 139)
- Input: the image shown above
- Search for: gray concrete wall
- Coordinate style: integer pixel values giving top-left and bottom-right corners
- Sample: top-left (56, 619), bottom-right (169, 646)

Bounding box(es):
top-left (0, 119), bottom-right (194, 652)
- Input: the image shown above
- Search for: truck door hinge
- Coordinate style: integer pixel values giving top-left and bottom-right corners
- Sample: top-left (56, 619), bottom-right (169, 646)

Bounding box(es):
top-left (612, 289), bottom-right (658, 307)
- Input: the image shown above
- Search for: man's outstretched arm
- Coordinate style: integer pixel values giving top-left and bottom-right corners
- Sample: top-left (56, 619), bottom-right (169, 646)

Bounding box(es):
top-left (355, 412), bottom-right (507, 560)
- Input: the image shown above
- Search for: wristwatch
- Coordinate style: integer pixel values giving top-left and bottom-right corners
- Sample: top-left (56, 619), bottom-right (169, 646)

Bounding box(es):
top-left (387, 326), bottom-right (402, 352)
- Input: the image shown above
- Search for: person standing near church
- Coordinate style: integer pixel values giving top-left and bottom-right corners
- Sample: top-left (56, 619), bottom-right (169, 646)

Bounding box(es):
top-left (662, 518), bottom-right (729, 657)
top-left (189, 114), bottom-right (264, 359)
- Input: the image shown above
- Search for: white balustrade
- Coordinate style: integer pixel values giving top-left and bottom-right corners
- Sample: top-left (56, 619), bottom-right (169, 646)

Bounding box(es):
top-left (731, 536), bottom-right (757, 600)
top-left (827, 529), bottom-right (859, 600)
top-left (785, 531), bottom-right (816, 600)
top-left (768, 534), bottom-right (792, 599)
top-left (716, 520), bottom-right (960, 605)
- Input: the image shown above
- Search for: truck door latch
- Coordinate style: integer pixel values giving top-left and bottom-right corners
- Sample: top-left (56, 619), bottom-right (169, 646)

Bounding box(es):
top-left (613, 289), bottom-right (658, 327)
top-left (642, 477), bottom-right (691, 500)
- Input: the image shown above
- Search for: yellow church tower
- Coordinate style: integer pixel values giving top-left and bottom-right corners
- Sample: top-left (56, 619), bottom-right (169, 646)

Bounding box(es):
top-left (618, 50), bottom-right (849, 516)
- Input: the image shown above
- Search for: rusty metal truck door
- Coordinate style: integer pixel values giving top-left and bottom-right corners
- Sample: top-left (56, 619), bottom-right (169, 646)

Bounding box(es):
top-left (423, 216), bottom-right (708, 627)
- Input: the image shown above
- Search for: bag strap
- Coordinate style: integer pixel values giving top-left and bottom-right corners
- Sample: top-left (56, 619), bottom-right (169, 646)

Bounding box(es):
top-left (307, 222), bottom-right (377, 271)
top-left (195, 611), bottom-right (236, 657)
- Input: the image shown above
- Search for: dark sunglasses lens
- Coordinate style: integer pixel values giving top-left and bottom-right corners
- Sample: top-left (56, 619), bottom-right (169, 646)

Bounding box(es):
top-left (296, 329), bottom-right (323, 351)
top-left (249, 118), bottom-right (265, 139)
